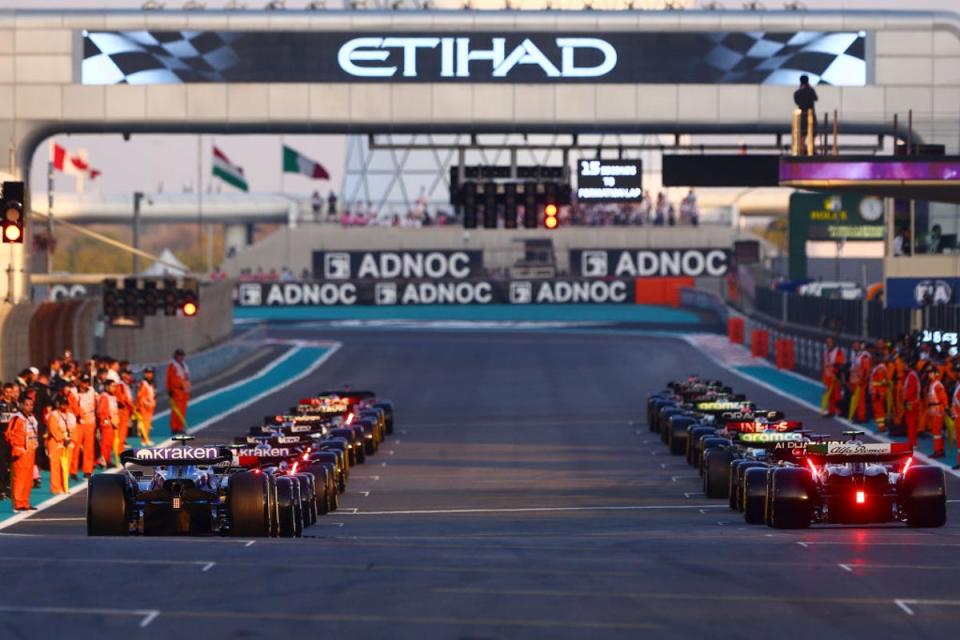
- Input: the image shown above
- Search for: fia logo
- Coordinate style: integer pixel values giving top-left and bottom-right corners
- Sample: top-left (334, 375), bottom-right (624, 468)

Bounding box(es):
top-left (509, 281), bottom-right (533, 304)
top-left (237, 283), bottom-right (262, 306)
top-left (375, 283), bottom-right (398, 305)
top-left (581, 251), bottom-right (608, 277)
top-left (324, 253), bottom-right (351, 280)
top-left (914, 279), bottom-right (952, 306)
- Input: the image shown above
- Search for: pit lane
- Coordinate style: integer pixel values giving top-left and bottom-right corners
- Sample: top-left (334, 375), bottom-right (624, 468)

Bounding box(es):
top-left (3, 328), bottom-right (959, 639)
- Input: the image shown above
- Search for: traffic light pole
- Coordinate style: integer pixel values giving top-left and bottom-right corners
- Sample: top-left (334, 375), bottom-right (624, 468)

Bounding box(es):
top-left (133, 191), bottom-right (143, 274)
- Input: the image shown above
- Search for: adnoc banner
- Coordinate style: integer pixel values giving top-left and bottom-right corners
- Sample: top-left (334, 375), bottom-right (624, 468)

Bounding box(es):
top-left (234, 279), bottom-right (635, 307)
top-left (82, 31), bottom-right (866, 86)
top-left (570, 248), bottom-right (731, 278)
top-left (312, 250), bottom-right (484, 281)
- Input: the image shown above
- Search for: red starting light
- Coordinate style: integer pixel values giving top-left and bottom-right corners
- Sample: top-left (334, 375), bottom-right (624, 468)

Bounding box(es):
top-left (855, 490), bottom-right (866, 505)
top-left (544, 203), bottom-right (558, 217)
top-left (182, 301), bottom-right (198, 317)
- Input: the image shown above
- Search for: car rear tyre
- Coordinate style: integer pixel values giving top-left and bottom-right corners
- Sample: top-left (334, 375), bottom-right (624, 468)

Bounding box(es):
top-left (86, 474), bottom-right (130, 536)
top-left (228, 472), bottom-right (271, 537)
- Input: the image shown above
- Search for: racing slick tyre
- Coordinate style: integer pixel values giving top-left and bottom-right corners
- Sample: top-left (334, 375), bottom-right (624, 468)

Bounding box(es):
top-left (687, 427), bottom-right (715, 467)
top-left (86, 474), bottom-right (131, 536)
top-left (373, 402), bottom-right (394, 436)
top-left (228, 472), bottom-right (271, 538)
top-left (648, 399), bottom-right (674, 433)
top-left (329, 480), bottom-right (340, 512)
top-left (305, 465), bottom-right (330, 515)
top-left (703, 449), bottom-right (734, 499)
top-left (293, 474), bottom-right (317, 527)
top-left (275, 477), bottom-right (300, 538)
top-left (742, 467), bottom-right (769, 525)
top-left (902, 466), bottom-right (947, 528)
top-left (698, 437), bottom-right (730, 476)
top-left (266, 475), bottom-right (280, 538)
top-left (731, 462), bottom-right (767, 512)
top-left (659, 408), bottom-right (685, 443)
top-left (668, 417), bottom-right (697, 456)
top-left (767, 468), bottom-right (813, 529)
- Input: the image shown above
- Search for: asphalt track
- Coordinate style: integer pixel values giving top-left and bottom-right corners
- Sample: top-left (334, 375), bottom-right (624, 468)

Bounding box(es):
top-left (3, 327), bottom-right (960, 639)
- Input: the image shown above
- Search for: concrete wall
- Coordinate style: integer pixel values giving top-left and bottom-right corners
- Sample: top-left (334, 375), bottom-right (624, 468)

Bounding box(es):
top-left (222, 224), bottom-right (747, 275)
top-left (0, 280), bottom-right (234, 381)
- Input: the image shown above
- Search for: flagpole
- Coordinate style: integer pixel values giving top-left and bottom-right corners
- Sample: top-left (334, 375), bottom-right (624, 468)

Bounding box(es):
top-left (46, 160), bottom-right (54, 274)
top-left (197, 134), bottom-right (203, 275)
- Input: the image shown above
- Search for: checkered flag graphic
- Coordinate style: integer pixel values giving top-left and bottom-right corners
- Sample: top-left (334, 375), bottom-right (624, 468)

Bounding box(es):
top-left (703, 31), bottom-right (865, 86)
top-left (82, 31), bottom-right (241, 84)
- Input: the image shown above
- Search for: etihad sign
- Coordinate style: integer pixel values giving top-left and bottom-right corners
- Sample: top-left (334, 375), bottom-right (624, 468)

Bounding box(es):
top-left (337, 37), bottom-right (617, 79)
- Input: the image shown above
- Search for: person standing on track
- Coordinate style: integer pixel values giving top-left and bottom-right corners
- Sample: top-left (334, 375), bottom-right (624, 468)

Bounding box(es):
top-left (903, 363), bottom-right (922, 447)
top-left (848, 341), bottom-right (870, 423)
top-left (45, 395), bottom-right (71, 495)
top-left (166, 348), bottom-right (191, 434)
top-left (822, 336), bottom-right (844, 417)
top-left (926, 367), bottom-right (948, 458)
top-left (5, 395), bottom-right (38, 511)
top-left (115, 369), bottom-right (134, 451)
top-left (136, 368), bottom-right (156, 446)
top-left (0, 383), bottom-right (17, 501)
top-left (869, 349), bottom-right (889, 432)
top-left (96, 375), bottom-right (120, 468)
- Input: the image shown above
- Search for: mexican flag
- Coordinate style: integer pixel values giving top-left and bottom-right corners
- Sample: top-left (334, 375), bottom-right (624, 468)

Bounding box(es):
top-left (283, 145), bottom-right (329, 180)
top-left (212, 146), bottom-right (248, 192)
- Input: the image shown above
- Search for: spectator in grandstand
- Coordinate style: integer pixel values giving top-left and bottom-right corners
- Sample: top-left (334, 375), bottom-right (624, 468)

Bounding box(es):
top-left (894, 227), bottom-right (912, 256)
top-left (926, 224), bottom-right (944, 254)
top-left (794, 74), bottom-right (818, 154)
top-left (280, 267), bottom-right (295, 282)
top-left (680, 189), bottom-right (699, 226)
top-left (639, 191), bottom-right (653, 224)
top-left (653, 193), bottom-right (667, 226)
top-left (311, 190), bottom-right (323, 220)
top-left (327, 191), bottom-right (338, 219)
top-left (300, 267), bottom-right (312, 280)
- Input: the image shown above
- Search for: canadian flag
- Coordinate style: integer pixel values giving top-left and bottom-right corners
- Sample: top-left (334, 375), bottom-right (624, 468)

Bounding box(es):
top-left (51, 142), bottom-right (101, 180)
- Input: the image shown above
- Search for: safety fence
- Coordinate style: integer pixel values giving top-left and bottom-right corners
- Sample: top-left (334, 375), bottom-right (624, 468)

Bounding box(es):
top-left (0, 281), bottom-right (234, 381)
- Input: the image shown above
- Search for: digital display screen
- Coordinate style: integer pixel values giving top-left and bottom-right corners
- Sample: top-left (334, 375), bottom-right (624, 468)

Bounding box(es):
top-left (576, 160), bottom-right (643, 202)
top-left (781, 160), bottom-right (960, 182)
top-left (82, 30), bottom-right (867, 85)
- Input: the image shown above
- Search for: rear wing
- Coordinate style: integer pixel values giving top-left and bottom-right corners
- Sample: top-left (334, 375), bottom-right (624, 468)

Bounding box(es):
top-left (726, 419), bottom-right (800, 434)
top-left (694, 400), bottom-right (754, 414)
top-left (231, 446), bottom-right (298, 466)
top-left (805, 441), bottom-right (912, 464)
top-left (734, 431), bottom-right (806, 445)
top-left (120, 446), bottom-right (232, 466)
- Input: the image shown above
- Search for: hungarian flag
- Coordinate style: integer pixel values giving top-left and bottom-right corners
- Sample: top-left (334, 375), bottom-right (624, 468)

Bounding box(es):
top-left (51, 142), bottom-right (101, 179)
top-left (212, 146), bottom-right (248, 192)
top-left (282, 145), bottom-right (329, 180)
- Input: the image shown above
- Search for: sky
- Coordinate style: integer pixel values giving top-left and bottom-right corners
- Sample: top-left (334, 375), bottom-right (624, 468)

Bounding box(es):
top-left (13, 0), bottom-right (960, 199)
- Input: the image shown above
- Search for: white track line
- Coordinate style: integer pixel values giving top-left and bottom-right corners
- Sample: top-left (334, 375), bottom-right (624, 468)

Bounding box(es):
top-left (0, 605), bottom-right (159, 628)
top-left (346, 504), bottom-right (728, 516)
top-left (685, 335), bottom-right (960, 480)
top-left (0, 342), bottom-right (342, 532)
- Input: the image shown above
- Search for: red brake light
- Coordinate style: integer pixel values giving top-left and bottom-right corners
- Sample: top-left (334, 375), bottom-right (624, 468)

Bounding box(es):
top-left (290, 462), bottom-right (299, 475)
top-left (902, 457), bottom-right (913, 477)
top-left (346, 412), bottom-right (354, 425)
top-left (302, 453), bottom-right (310, 461)
top-left (806, 459), bottom-right (818, 476)
top-left (855, 490), bottom-right (866, 504)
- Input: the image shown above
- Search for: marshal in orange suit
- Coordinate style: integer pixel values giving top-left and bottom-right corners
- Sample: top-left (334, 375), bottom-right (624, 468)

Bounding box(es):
top-left (166, 348), bottom-right (191, 434)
